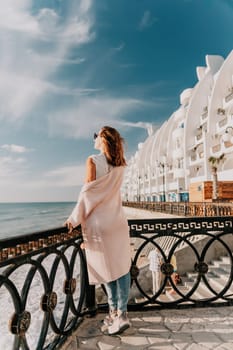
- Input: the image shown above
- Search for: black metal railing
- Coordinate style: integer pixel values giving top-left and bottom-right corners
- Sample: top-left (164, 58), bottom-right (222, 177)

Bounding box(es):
top-left (126, 216), bottom-right (233, 310)
top-left (123, 201), bottom-right (233, 216)
top-left (0, 226), bottom-right (91, 350)
top-left (1, 216), bottom-right (233, 349)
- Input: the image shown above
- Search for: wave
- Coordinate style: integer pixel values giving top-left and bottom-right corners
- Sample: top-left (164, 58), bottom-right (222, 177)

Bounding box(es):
top-left (0, 202), bottom-right (76, 240)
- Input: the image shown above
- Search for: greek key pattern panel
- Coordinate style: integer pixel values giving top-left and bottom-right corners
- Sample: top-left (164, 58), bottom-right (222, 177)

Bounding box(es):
top-left (128, 217), bottom-right (233, 235)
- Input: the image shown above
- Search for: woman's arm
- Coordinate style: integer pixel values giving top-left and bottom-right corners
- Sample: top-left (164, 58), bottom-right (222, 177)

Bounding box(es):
top-left (65, 156), bottom-right (96, 232)
top-left (85, 156), bottom-right (96, 183)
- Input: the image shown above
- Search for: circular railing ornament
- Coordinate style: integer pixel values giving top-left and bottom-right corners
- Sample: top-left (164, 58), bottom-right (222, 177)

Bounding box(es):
top-left (161, 262), bottom-right (174, 276)
top-left (9, 311), bottom-right (31, 335)
top-left (63, 278), bottom-right (76, 294)
top-left (194, 261), bottom-right (208, 274)
top-left (41, 291), bottom-right (57, 312)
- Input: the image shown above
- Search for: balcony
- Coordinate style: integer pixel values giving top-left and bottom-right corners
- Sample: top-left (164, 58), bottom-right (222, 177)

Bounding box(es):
top-left (172, 127), bottom-right (184, 140)
top-left (166, 181), bottom-right (178, 190)
top-left (195, 133), bottom-right (203, 142)
top-left (217, 108), bottom-right (225, 116)
top-left (174, 168), bottom-right (185, 178)
top-left (172, 148), bottom-right (183, 159)
top-left (180, 88), bottom-right (192, 106)
top-left (201, 112), bottom-right (208, 121)
top-left (218, 117), bottom-right (228, 129)
top-left (225, 88), bottom-right (233, 103)
top-left (174, 108), bottom-right (185, 121)
top-left (190, 154), bottom-right (197, 163)
top-left (211, 144), bottom-right (221, 153)
top-left (222, 126), bottom-right (233, 143)
top-left (201, 106), bottom-right (208, 121)
top-left (222, 130), bottom-right (233, 149)
top-left (198, 150), bottom-right (204, 159)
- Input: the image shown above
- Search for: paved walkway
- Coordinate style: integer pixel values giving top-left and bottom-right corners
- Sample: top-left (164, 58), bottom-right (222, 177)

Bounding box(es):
top-left (64, 306), bottom-right (233, 349)
top-left (63, 210), bottom-right (233, 349)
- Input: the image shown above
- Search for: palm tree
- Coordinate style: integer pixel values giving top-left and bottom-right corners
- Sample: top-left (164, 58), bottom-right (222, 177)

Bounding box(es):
top-left (208, 154), bottom-right (225, 201)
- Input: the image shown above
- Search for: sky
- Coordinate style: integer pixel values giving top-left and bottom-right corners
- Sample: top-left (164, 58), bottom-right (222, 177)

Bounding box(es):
top-left (0, 0), bottom-right (233, 203)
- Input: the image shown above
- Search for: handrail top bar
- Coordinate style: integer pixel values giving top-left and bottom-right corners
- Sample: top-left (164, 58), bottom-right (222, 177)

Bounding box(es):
top-left (0, 225), bottom-right (70, 248)
top-left (1, 217), bottom-right (233, 247)
top-left (123, 200), bottom-right (233, 205)
top-left (128, 216), bottom-right (233, 224)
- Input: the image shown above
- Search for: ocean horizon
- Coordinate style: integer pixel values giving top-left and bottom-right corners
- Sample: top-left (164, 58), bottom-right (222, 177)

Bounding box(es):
top-left (0, 201), bottom-right (76, 240)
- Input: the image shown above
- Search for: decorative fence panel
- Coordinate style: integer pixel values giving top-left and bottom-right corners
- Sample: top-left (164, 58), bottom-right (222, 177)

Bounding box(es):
top-left (125, 216), bottom-right (233, 310)
top-left (0, 227), bottom-right (88, 350)
top-left (123, 201), bottom-right (233, 216)
top-left (1, 216), bottom-right (233, 349)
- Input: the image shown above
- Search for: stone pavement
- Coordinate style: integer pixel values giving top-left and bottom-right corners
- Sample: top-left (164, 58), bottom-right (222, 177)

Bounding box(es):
top-left (63, 306), bottom-right (233, 350)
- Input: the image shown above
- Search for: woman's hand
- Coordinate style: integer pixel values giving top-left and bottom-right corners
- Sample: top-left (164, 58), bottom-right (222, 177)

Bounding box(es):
top-left (64, 220), bottom-right (73, 233)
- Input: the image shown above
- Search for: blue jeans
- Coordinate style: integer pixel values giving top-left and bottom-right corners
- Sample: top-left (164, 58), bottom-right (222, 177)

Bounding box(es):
top-left (105, 271), bottom-right (131, 313)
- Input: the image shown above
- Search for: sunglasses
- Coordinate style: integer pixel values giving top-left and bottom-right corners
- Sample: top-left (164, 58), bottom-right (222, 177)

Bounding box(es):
top-left (93, 132), bottom-right (99, 140)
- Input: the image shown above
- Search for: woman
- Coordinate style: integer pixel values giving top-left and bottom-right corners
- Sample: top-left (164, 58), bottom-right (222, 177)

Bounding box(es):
top-left (65, 126), bottom-right (131, 335)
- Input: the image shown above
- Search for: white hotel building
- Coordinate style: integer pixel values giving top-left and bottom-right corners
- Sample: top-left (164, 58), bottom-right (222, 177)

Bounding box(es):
top-left (123, 51), bottom-right (233, 202)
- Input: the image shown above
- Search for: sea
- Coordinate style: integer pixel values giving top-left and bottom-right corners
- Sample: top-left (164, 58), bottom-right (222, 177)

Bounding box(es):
top-left (0, 201), bottom-right (76, 239)
top-left (0, 201), bottom-right (79, 349)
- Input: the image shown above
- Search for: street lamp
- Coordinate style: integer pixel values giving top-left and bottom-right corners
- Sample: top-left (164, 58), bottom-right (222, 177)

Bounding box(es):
top-left (138, 175), bottom-right (141, 202)
top-left (157, 161), bottom-right (166, 202)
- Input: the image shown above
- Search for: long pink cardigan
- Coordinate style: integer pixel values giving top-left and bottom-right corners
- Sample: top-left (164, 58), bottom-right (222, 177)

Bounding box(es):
top-left (68, 166), bottom-right (131, 285)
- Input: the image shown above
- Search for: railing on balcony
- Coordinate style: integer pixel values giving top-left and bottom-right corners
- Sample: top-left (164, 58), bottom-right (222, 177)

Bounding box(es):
top-left (195, 133), bottom-right (203, 141)
top-left (201, 111), bottom-right (208, 121)
top-left (1, 215), bottom-right (233, 349)
top-left (218, 117), bottom-right (228, 128)
top-left (123, 201), bottom-right (233, 216)
top-left (225, 89), bottom-right (233, 103)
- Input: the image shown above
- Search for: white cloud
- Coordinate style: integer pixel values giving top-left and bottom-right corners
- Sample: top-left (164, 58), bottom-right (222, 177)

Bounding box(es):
top-left (2, 163), bottom-right (85, 188)
top-left (0, 143), bottom-right (32, 184)
top-left (1, 144), bottom-right (33, 153)
top-left (0, 156), bottom-right (27, 178)
top-left (79, 0), bottom-right (92, 13)
top-left (60, 17), bottom-right (94, 44)
top-left (0, 1), bottom-right (94, 41)
top-left (48, 96), bottom-right (144, 138)
top-left (116, 120), bottom-right (152, 130)
top-left (0, 1), bottom-right (40, 35)
top-left (28, 50), bottom-right (86, 66)
top-left (139, 11), bottom-right (157, 30)
top-left (117, 121), bottom-right (160, 137)
top-left (47, 84), bottom-right (102, 97)
top-left (0, 0), bottom-right (94, 122)
top-left (0, 69), bottom-right (50, 120)
top-left (0, 160), bottom-right (85, 202)
top-left (45, 165), bottom-right (86, 187)
top-left (37, 8), bottom-right (60, 35)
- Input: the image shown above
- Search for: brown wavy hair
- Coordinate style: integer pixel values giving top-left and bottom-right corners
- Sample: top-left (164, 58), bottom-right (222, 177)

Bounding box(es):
top-left (99, 126), bottom-right (127, 167)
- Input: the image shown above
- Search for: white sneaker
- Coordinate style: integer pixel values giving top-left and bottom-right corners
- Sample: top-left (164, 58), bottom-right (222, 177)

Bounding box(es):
top-left (101, 310), bottom-right (117, 332)
top-left (103, 310), bottom-right (117, 326)
top-left (108, 311), bottom-right (131, 335)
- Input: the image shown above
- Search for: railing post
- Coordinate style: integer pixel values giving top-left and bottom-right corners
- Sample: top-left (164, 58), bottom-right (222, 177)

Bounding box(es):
top-left (203, 202), bottom-right (206, 216)
top-left (84, 284), bottom-right (97, 316)
top-left (184, 203), bottom-right (187, 216)
top-left (83, 250), bottom-right (97, 316)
